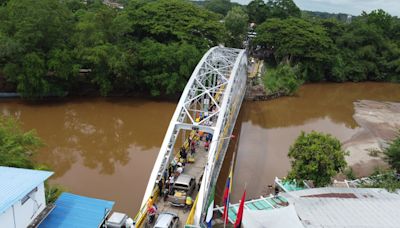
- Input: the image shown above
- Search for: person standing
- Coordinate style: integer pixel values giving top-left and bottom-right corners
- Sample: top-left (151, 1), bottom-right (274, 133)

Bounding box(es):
top-left (169, 175), bottom-right (175, 194)
top-left (147, 196), bottom-right (154, 210)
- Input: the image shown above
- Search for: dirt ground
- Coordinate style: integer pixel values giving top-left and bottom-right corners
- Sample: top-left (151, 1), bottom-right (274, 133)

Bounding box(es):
top-left (343, 100), bottom-right (400, 177)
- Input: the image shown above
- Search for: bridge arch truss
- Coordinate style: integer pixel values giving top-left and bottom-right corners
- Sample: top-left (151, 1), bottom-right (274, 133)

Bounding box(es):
top-left (140, 46), bottom-right (247, 227)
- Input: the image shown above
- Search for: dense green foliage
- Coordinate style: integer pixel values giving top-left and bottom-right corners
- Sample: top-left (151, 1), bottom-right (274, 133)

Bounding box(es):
top-left (247, 0), bottom-right (300, 24)
top-left (384, 134), bottom-right (400, 173)
top-left (1, 0), bottom-right (400, 98)
top-left (253, 8), bottom-right (400, 83)
top-left (224, 6), bottom-right (248, 48)
top-left (255, 18), bottom-right (334, 82)
top-left (204, 0), bottom-right (240, 16)
top-left (288, 131), bottom-right (348, 187)
top-left (0, 116), bottom-right (42, 168)
top-left (0, 0), bottom-right (224, 98)
top-left (263, 63), bottom-right (302, 95)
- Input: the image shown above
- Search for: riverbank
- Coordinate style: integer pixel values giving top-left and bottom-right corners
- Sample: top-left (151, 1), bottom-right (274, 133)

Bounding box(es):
top-left (343, 100), bottom-right (400, 177)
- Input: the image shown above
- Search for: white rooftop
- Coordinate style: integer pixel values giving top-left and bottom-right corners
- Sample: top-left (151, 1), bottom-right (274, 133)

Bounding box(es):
top-left (0, 166), bottom-right (53, 214)
top-left (243, 205), bottom-right (303, 228)
top-left (283, 187), bottom-right (400, 228)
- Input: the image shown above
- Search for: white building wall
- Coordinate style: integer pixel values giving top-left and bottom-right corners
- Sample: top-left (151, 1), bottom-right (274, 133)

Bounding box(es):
top-left (0, 182), bottom-right (47, 228)
top-left (0, 207), bottom-right (15, 228)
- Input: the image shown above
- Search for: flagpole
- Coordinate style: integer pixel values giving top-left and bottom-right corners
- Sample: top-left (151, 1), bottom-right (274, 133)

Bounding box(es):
top-left (224, 149), bottom-right (236, 228)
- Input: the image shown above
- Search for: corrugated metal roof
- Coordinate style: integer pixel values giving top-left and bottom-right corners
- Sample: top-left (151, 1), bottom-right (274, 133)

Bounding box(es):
top-left (0, 166), bottom-right (53, 214)
top-left (242, 205), bottom-right (304, 228)
top-left (39, 192), bottom-right (115, 228)
top-left (283, 187), bottom-right (400, 228)
top-left (214, 195), bottom-right (289, 223)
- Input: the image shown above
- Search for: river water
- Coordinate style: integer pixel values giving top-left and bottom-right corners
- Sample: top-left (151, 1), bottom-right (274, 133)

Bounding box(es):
top-left (1, 82), bottom-right (399, 215)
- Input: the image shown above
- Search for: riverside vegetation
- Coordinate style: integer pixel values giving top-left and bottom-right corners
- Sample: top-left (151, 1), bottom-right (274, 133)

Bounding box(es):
top-left (288, 130), bottom-right (400, 191)
top-left (248, 1), bottom-right (400, 96)
top-left (1, 0), bottom-right (399, 99)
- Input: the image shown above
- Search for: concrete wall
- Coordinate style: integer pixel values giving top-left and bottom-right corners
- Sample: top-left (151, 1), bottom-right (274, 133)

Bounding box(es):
top-left (0, 182), bottom-right (46, 228)
top-left (0, 206), bottom-right (15, 228)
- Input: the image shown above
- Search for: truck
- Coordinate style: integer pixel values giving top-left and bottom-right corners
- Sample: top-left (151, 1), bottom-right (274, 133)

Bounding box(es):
top-left (167, 174), bottom-right (196, 207)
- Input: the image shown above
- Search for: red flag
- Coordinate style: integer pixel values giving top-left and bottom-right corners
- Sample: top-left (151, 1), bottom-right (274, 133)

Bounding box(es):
top-left (222, 171), bottom-right (232, 223)
top-left (234, 190), bottom-right (246, 228)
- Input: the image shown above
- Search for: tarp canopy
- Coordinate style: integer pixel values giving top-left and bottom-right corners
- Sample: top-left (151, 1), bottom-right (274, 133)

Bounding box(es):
top-left (39, 192), bottom-right (114, 228)
top-left (242, 204), bottom-right (304, 228)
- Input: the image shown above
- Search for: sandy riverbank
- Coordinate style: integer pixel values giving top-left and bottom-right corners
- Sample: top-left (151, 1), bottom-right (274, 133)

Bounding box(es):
top-left (343, 100), bottom-right (400, 176)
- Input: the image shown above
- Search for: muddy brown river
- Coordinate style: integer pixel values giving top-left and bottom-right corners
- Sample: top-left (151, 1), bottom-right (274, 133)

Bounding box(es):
top-left (1, 82), bottom-right (400, 216)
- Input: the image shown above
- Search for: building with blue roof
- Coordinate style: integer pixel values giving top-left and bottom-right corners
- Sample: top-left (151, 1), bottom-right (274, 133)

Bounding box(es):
top-left (0, 166), bottom-right (53, 228)
top-left (39, 192), bottom-right (114, 228)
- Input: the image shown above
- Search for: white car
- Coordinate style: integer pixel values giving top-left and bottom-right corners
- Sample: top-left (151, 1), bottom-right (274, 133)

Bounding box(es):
top-left (154, 212), bottom-right (179, 228)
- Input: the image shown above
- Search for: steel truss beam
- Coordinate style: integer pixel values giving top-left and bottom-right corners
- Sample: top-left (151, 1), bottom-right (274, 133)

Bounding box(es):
top-left (140, 47), bottom-right (247, 227)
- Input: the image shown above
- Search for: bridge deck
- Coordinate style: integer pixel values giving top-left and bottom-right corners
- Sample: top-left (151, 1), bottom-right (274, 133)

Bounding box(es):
top-left (155, 140), bottom-right (209, 227)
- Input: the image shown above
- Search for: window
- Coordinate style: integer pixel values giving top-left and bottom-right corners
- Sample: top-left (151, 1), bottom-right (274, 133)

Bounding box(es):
top-left (21, 187), bottom-right (38, 205)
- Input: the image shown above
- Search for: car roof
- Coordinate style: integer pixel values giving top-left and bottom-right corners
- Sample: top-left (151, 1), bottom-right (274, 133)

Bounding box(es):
top-left (154, 212), bottom-right (177, 228)
top-left (175, 174), bottom-right (194, 185)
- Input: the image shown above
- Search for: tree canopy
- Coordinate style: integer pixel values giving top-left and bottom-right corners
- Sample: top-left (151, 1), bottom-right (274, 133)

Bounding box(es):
top-left (224, 6), bottom-right (248, 48)
top-left (1, 0), bottom-right (400, 99)
top-left (204, 0), bottom-right (240, 16)
top-left (0, 0), bottom-right (225, 98)
top-left (247, 0), bottom-right (300, 24)
top-left (287, 131), bottom-right (348, 187)
top-left (253, 8), bottom-right (400, 83)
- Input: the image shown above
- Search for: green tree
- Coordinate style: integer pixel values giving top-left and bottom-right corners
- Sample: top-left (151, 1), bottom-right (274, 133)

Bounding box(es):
top-left (255, 18), bottom-right (335, 81)
top-left (0, 0), bottom-right (75, 98)
top-left (124, 0), bottom-right (223, 50)
top-left (224, 6), bottom-right (248, 48)
top-left (336, 10), bottom-right (400, 82)
top-left (72, 3), bottom-right (129, 95)
top-left (0, 116), bottom-right (43, 168)
top-left (117, 0), bottom-right (224, 96)
top-left (135, 40), bottom-right (201, 96)
top-left (267, 0), bottom-right (301, 19)
top-left (384, 134), bottom-right (400, 173)
top-left (288, 131), bottom-right (348, 187)
top-left (204, 0), bottom-right (238, 16)
top-left (247, 0), bottom-right (269, 24)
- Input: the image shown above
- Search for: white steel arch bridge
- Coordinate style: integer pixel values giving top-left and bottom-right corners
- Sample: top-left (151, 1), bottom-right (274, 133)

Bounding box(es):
top-left (135, 46), bottom-right (247, 227)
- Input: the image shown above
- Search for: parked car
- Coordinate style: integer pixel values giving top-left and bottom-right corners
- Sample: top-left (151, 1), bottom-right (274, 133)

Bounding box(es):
top-left (154, 212), bottom-right (179, 228)
top-left (168, 174), bottom-right (196, 207)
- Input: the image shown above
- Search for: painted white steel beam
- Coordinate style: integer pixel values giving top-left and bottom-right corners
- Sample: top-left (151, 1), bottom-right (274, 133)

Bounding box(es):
top-left (140, 46), bottom-right (247, 227)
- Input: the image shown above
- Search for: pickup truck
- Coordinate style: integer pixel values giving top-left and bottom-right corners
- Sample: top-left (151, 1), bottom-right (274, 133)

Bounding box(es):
top-left (167, 174), bottom-right (196, 207)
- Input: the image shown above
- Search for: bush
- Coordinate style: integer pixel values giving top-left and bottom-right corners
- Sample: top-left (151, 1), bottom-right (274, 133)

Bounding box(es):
top-left (0, 116), bottom-right (42, 168)
top-left (359, 169), bottom-right (400, 192)
top-left (263, 63), bottom-right (302, 96)
top-left (384, 134), bottom-right (400, 173)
